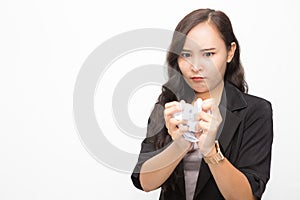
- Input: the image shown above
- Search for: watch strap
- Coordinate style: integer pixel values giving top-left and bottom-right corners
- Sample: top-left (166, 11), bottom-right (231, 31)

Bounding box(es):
top-left (203, 141), bottom-right (224, 165)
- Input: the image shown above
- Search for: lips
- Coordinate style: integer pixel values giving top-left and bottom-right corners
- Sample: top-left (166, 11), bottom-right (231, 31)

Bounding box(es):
top-left (191, 76), bottom-right (205, 82)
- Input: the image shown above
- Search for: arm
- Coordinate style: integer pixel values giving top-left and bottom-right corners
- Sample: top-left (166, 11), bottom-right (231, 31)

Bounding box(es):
top-left (140, 136), bottom-right (191, 192)
top-left (140, 101), bottom-right (192, 192)
top-left (197, 98), bottom-right (273, 199)
top-left (205, 148), bottom-right (256, 200)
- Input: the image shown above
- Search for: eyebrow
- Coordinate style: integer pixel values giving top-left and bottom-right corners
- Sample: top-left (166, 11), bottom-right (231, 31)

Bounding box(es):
top-left (182, 48), bottom-right (216, 52)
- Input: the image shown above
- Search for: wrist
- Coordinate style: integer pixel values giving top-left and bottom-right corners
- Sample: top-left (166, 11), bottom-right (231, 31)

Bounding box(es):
top-left (205, 145), bottom-right (217, 157)
top-left (203, 141), bottom-right (225, 165)
top-left (173, 136), bottom-right (193, 152)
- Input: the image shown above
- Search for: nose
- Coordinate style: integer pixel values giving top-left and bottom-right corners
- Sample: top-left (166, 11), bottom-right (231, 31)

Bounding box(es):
top-left (191, 65), bottom-right (199, 72)
top-left (191, 58), bottom-right (203, 72)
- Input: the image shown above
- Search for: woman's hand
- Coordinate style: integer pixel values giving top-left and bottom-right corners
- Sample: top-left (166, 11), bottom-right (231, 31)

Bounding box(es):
top-left (164, 101), bottom-right (188, 140)
top-left (195, 98), bottom-right (222, 156)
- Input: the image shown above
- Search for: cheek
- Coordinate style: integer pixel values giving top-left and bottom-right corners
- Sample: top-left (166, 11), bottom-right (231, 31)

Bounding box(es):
top-left (177, 58), bottom-right (190, 73)
top-left (210, 56), bottom-right (227, 77)
top-left (218, 59), bottom-right (227, 77)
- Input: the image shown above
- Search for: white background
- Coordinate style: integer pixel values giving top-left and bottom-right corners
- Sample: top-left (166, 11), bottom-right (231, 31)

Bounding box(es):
top-left (1, 0), bottom-right (300, 199)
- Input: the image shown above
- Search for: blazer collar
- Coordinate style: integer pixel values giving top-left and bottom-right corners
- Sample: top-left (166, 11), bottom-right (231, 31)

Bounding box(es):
top-left (218, 81), bottom-right (247, 151)
top-left (193, 81), bottom-right (247, 198)
top-left (220, 81), bottom-right (247, 112)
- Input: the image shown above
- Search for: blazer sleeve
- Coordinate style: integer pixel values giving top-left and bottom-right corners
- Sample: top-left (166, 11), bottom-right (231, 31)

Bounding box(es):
top-left (236, 99), bottom-right (273, 199)
top-left (131, 102), bottom-right (170, 190)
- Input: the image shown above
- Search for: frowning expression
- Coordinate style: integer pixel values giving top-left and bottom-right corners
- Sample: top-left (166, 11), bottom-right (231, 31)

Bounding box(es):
top-left (178, 22), bottom-right (236, 94)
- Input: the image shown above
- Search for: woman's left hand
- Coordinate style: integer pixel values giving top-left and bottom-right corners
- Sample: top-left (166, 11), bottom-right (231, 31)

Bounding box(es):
top-left (194, 98), bottom-right (222, 156)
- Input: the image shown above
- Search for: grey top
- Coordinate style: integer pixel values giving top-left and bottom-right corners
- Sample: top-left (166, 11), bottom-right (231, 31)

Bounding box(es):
top-left (183, 143), bottom-right (202, 200)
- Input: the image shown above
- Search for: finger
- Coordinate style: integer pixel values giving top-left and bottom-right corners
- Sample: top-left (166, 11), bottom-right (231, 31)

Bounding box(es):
top-left (168, 124), bottom-right (188, 140)
top-left (166, 118), bottom-right (186, 133)
top-left (169, 118), bottom-right (187, 127)
top-left (202, 98), bottom-right (215, 112)
top-left (178, 124), bottom-right (189, 133)
top-left (198, 116), bottom-right (221, 135)
top-left (164, 105), bottom-right (182, 118)
top-left (165, 101), bottom-right (180, 109)
top-left (195, 111), bottom-right (212, 122)
top-left (196, 120), bottom-right (210, 133)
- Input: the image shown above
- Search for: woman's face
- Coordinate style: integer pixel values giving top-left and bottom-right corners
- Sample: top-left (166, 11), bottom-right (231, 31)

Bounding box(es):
top-left (177, 22), bottom-right (236, 95)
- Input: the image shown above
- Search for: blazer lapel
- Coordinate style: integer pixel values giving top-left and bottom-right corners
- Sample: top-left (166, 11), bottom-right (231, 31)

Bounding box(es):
top-left (193, 107), bottom-right (242, 198)
top-left (193, 82), bottom-right (246, 198)
top-left (218, 107), bottom-right (242, 152)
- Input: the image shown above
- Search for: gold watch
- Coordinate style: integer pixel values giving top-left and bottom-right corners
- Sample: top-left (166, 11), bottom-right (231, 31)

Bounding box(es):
top-left (203, 141), bottom-right (224, 165)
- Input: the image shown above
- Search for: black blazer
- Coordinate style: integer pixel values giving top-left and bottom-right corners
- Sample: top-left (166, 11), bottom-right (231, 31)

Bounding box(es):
top-left (131, 82), bottom-right (273, 200)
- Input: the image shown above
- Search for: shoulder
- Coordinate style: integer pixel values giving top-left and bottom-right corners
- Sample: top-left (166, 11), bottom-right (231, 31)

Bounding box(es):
top-left (223, 82), bottom-right (273, 121)
top-left (222, 82), bottom-right (272, 112)
top-left (242, 93), bottom-right (273, 117)
top-left (237, 92), bottom-right (273, 133)
top-left (223, 82), bottom-right (272, 115)
top-left (243, 93), bottom-right (272, 109)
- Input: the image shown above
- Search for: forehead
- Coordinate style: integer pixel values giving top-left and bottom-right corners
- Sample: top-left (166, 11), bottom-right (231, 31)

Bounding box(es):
top-left (184, 22), bottom-right (225, 49)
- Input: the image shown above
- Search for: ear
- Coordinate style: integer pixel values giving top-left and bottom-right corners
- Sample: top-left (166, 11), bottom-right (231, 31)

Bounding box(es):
top-left (227, 42), bottom-right (236, 63)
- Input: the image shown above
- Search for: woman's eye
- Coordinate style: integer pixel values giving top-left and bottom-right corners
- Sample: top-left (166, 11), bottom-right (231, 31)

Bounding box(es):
top-left (181, 52), bottom-right (191, 58)
top-left (203, 52), bottom-right (214, 57)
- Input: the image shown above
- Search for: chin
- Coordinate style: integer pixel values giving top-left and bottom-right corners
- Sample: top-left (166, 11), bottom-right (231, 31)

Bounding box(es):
top-left (193, 87), bottom-right (209, 94)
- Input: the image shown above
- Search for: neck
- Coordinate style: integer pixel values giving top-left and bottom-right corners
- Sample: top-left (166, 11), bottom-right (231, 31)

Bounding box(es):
top-left (195, 81), bottom-right (224, 105)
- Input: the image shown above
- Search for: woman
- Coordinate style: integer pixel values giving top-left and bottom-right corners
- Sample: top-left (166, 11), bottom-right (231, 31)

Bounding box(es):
top-left (131, 8), bottom-right (273, 200)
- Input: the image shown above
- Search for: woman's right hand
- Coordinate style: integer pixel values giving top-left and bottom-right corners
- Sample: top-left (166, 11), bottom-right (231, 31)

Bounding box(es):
top-left (164, 101), bottom-right (188, 140)
top-left (140, 101), bottom-right (192, 192)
